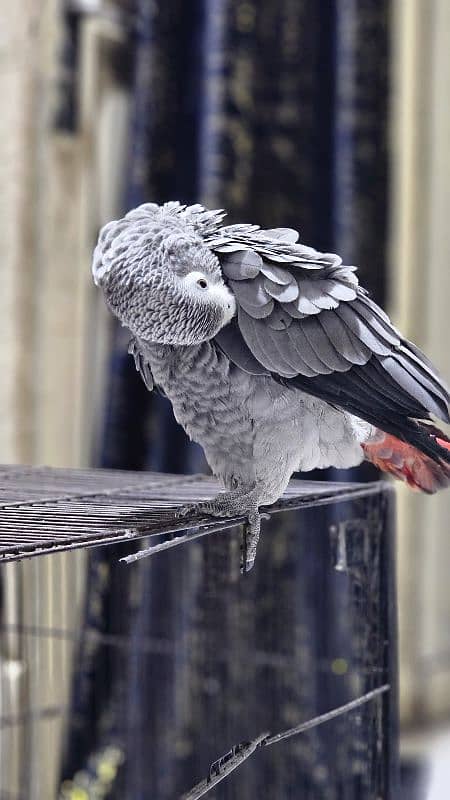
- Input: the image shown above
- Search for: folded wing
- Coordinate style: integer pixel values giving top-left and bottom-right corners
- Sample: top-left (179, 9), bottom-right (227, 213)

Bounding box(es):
top-left (210, 224), bottom-right (450, 463)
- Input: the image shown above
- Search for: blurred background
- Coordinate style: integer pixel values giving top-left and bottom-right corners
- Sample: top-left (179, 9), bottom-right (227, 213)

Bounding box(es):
top-left (1, 0), bottom-right (450, 798)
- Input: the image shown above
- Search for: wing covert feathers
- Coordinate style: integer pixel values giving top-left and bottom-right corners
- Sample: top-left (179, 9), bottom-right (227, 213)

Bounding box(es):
top-left (200, 205), bottom-right (449, 440)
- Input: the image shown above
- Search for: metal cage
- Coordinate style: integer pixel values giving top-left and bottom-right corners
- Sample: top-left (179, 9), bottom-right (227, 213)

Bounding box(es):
top-left (0, 465), bottom-right (398, 799)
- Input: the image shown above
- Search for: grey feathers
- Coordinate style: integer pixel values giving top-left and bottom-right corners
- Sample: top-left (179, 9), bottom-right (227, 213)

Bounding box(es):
top-left (186, 200), bottom-right (448, 427)
top-left (98, 201), bottom-right (450, 434)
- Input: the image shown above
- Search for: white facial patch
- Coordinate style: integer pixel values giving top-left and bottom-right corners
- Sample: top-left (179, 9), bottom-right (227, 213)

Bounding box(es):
top-left (182, 271), bottom-right (212, 289)
top-left (182, 271), bottom-right (236, 324)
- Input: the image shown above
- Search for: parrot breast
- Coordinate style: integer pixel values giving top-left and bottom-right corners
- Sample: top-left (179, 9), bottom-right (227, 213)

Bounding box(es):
top-left (138, 339), bottom-right (374, 506)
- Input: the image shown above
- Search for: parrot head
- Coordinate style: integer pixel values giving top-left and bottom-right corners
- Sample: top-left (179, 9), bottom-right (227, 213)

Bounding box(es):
top-left (92, 205), bottom-right (235, 345)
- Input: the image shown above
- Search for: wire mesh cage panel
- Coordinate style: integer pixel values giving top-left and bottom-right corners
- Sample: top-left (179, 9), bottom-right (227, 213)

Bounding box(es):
top-left (0, 465), bottom-right (398, 799)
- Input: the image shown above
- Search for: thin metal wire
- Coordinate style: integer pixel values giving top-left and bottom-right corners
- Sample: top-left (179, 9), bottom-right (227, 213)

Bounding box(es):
top-left (0, 465), bottom-right (381, 563)
top-left (262, 684), bottom-right (390, 745)
top-left (0, 706), bottom-right (68, 730)
top-left (181, 685), bottom-right (390, 800)
top-left (181, 733), bottom-right (270, 800)
top-left (0, 623), bottom-right (386, 675)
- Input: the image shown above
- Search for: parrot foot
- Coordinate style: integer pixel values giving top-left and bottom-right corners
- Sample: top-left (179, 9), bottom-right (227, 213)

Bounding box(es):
top-left (176, 489), bottom-right (268, 573)
top-left (241, 511), bottom-right (260, 574)
top-left (175, 498), bottom-right (231, 521)
top-left (240, 510), bottom-right (271, 574)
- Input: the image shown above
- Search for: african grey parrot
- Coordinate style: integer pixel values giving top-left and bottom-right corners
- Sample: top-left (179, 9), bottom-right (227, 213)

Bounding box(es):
top-left (92, 201), bottom-right (450, 571)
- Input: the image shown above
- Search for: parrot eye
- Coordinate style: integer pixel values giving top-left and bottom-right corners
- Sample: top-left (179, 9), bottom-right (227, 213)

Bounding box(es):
top-left (181, 270), bottom-right (213, 291)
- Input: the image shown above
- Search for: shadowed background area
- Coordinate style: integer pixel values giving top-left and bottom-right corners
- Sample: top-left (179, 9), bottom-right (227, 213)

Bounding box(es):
top-left (1, 1), bottom-right (450, 798)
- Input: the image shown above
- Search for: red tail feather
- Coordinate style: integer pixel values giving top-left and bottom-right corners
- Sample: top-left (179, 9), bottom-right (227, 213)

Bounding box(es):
top-left (363, 431), bottom-right (450, 494)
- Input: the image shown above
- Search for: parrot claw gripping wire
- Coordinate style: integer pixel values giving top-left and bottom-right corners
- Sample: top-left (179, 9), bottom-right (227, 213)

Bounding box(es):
top-left (175, 492), bottom-right (268, 572)
top-left (175, 504), bottom-right (198, 520)
top-left (241, 511), bottom-right (270, 573)
top-left (240, 509), bottom-right (271, 573)
top-left (177, 500), bottom-right (254, 566)
top-left (241, 511), bottom-right (261, 573)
